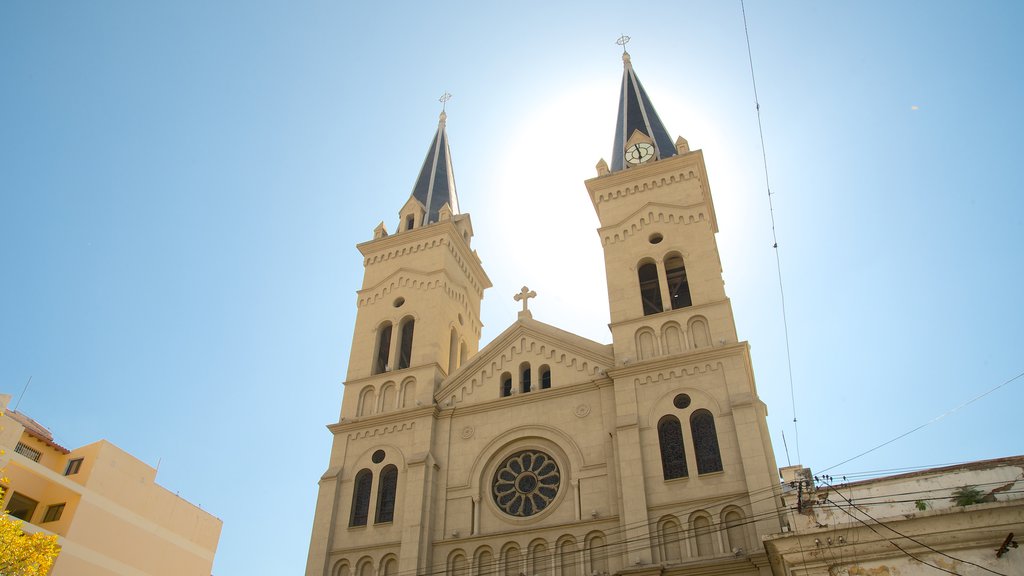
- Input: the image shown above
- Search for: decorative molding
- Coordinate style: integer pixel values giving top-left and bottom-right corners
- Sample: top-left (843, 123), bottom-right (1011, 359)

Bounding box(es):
top-left (452, 336), bottom-right (607, 404)
top-left (574, 404), bottom-right (591, 418)
top-left (633, 362), bottom-right (725, 386)
top-left (601, 206), bottom-right (707, 246)
top-left (348, 421), bottom-right (416, 441)
top-left (592, 169), bottom-right (700, 205)
top-left (362, 236), bottom-right (487, 297)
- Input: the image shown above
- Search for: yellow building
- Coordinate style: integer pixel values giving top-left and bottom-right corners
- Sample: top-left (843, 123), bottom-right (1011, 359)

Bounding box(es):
top-left (306, 50), bottom-right (784, 576)
top-left (0, 394), bottom-right (222, 576)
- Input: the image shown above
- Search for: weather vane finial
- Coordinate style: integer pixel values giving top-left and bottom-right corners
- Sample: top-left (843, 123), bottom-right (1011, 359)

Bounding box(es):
top-left (616, 34), bottom-right (631, 52)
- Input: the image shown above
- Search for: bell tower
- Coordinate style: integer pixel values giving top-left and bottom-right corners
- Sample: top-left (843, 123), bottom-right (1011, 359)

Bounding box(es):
top-left (587, 46), bottom-right (783, 566)
top-left (342, 109), bottom-right (491, 401)
top-left (306, 109), bottom-right (491, 576)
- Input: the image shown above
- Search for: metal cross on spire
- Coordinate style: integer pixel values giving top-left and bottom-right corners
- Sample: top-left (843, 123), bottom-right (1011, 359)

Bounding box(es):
top-left (514, 286), bottom-right (537, 318)
top-left (616, 34), bottom-right (631, 52)
top-left (439, 91), bottom-right (452, 111)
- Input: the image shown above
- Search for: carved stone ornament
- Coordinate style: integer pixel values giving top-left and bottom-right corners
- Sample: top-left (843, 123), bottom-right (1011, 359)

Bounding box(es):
top-left (492, 450), bottom-right (560, 517)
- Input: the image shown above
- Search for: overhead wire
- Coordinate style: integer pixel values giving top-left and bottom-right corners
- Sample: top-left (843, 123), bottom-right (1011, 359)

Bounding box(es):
top-left (822, 480), bottom-right (1011, 576)
top-left (820, 369), bottom-right (1024, 474)
top-left (739, 0), bottom-right (800, 464)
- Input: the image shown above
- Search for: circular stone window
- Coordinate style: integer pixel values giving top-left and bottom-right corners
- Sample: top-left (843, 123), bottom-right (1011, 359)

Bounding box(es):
top-left (673, 393), bottom-right (691, 409)
top-left (649, 233), bottom-right (664, 244)
top-left (371, 449), bottom-right (385, 464)
top-left (492, 450), bottom-right (560, 517)
top-left (393, 297), bottom-right (405, 308)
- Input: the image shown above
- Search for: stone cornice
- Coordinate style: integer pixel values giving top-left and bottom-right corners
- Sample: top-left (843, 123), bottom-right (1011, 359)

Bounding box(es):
top-left (607, 341), bottom-right (750, 380)
top-left (608, 299), bottom-right (731, 331)
top-left (357, 219), bottom-right (492, 295)
top-left (598, 201), bottom-right (711, 246)
top-left (328, 405), bottom-right (437, 438)
top-left (585, 150), bottom-right (718, 233)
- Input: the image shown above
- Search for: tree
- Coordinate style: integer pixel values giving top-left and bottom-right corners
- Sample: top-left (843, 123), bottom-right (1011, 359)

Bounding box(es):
top-left (0, 506), bottom-right (61, 576)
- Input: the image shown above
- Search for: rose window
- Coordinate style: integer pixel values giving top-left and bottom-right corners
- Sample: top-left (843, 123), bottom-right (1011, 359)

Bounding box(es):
top-left (492, 450), bottom-right (560, 517)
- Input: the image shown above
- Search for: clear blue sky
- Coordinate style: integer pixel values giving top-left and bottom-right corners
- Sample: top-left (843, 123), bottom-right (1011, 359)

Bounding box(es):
top-left (2, 2), bottom-right (1022, 574)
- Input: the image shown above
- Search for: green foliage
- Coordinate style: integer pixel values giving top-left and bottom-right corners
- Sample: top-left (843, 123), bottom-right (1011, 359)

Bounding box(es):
top-left (914, 499), bottom-right (928, 511)
top-left (950, 485), bottom-right (985, 507)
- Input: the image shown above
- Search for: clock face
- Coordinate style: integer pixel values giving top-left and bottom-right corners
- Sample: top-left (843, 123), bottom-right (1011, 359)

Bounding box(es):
top-left (625, 142), bottom-right (656, 165)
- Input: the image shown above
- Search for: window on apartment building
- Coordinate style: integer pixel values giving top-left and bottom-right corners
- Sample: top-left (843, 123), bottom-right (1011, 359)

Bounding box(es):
top-left (65, 458), bottom-right (84, 475)
top-left (14, 442), bottom-right (41, 462)
top-left (7, 492), bottom-right (39, 522)
top-left (43, 503), bottom-right (65, 523)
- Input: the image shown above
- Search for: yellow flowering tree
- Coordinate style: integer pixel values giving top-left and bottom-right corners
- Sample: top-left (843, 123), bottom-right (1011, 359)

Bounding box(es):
top-left (0, 501), bottom-right (60, 576)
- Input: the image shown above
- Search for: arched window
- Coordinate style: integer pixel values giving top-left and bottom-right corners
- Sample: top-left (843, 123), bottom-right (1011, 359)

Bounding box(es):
top-left (375, 464), bottom-right (398, 523)
top-left (530, 542), bottom-right (549, 576)
top-left (459, 341), bottom-right (468, 368)
top-left (334, 562), bottom-right (350, 576)
top-left (401, 378), bottom-right (416, 408)
top-left (638, 261), bottom-right (663, 315)
top-left (658, 415), bottom-right (688, 479)
top-left (663, 323), bottom-right (684, 354)
top-left (374, 322), bottom-right (392, 374)
top-left (379, 383), bottom-right (396, 413)
top-left (520, 363), bottom-right (532, 393)
top-left (500, 372), bottom-right (512, 397)
top-left (637, 328), bottom-right (657, 360)
top-left (397, 317), bottom-right (415, 369)
top-left (690, 409), bottom-right (723, 474)
top-left (406, 214), bottom-right (415, 230)
top-left (503, 545), bottom-right (521, 576)
top-left (689, 317), bottom-right (710, 349)
top-left (659, 518), bottom-right (683, 563)
top-left (449, 553), bottom-right (469, 576)
top-left (692, 515), bottom-right (714, 556)
top-left (381, 557), bottom-right (397, 576)
top-left (477, 550), bottom-right (494, 576)
top-left (349, 469), bottom-right (373, 526)
top-left (664, 254), bottom-right (692, 309)
top-left (558, 540), bottom-right (577, 576)
top-left (586, 532), bottom-right (608, 575)
top-left (358, 387), bottom-right (376, 417)
top-left (539, 365), bottom-right (551, 389)
top-left (357, 559), bottom-right (374, 576)
top-left (724, 509), bottom-right (747, 552)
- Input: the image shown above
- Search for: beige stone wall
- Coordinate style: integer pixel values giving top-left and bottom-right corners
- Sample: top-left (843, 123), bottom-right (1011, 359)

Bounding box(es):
top-left (308, 142), bottom-right (782, 576)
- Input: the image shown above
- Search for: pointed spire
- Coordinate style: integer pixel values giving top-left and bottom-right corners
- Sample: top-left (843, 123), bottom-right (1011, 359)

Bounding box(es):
top-left (410, 94), bottom-right (460, 225)
top-left (610, 44), bottom-right (677, 172)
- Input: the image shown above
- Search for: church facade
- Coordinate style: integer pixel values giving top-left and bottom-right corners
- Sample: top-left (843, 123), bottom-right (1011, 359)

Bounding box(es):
top-left (306, 50), bottom-right (784, 576)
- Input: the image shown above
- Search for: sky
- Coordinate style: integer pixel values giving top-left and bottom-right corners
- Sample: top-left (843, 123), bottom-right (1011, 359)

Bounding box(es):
top-left (2, 1), bottom-right (1023, 574)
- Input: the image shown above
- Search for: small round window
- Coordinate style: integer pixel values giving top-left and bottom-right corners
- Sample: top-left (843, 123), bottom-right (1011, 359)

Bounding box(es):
top-left (492, 450), bottom-right (560, 517)
top-left (673, 394), bottom-right (691, 409)
top-left (649, 233), bottom-right (664, 244)
top-left (371, 450), bottom-right (385, 464)
top-left (393, 297), bottom-right (405, 308)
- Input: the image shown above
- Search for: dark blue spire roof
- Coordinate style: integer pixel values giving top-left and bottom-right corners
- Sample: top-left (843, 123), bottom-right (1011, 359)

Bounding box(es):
top-left (411, 111), bottom-right (459, 225)
top-left (611, 52), bottom-right (677, 172)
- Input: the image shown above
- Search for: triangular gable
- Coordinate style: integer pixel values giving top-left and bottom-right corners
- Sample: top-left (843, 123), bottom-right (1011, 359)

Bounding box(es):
top-left (435, 317), bottom-right (613, 407)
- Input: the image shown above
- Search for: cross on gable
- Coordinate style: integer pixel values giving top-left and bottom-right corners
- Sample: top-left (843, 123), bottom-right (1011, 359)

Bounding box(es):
top-left (514, 286), bottom-right (537, 314)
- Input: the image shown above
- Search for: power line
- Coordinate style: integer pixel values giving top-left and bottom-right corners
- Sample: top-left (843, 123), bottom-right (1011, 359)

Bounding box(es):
top-left (823, 480), bottom-right (1010, 576)
top-left (820, 369), bottom-right (1024, 474)
top-left (739, 0), bottom-right (800, 464)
